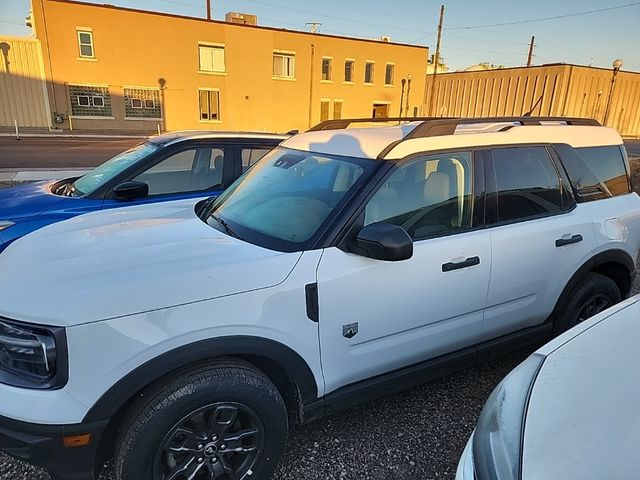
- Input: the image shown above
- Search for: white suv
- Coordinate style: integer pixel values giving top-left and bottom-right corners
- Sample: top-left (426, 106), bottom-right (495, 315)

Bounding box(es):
top-left (0, 117), bottom-right (638, 480)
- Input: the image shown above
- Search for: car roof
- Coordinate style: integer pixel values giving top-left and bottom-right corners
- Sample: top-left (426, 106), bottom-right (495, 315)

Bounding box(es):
top-left (281, 117), bottom-right (623, 160)
top-left (149, 130), bottom-right (290, 147)
top-left (522, 295), bottom-right (640, 479)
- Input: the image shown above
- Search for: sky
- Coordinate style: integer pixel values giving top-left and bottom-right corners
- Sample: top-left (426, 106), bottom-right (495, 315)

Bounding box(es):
top-left (1, 0), bottom-right (639, 71)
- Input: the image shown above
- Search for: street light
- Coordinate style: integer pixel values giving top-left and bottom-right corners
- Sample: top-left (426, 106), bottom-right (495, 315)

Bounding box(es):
top-left (405, 74), bottom-right (413, 118)
top-left (603, 58), bottom-right (623, 125)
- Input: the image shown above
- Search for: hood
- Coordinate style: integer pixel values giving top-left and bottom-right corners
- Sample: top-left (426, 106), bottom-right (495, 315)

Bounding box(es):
top-left (0, 199), bottom-right (301, 326)
top-left (522, 296), bottom-right (640, 479)
top-left (0, 181), bottom-right (66, 219)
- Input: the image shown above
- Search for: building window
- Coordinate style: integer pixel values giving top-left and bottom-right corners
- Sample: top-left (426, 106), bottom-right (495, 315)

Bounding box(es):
top-left (77, 95), bottom-right (90, 107)
top-left (365, 62), bottom-right (375, 84)
top-left (333, 100), bottom-right (343, 120)
top-left (199, 45), bottom-right (225, 73)
top-left (69, 85), bottom-right (112, 117)
top-left (124, 88), bottom-right (162, 119)
top-left (77, 30), bottom-right (94, 58)
top-left (199, 89), bottom-right (220, 121)
top-left (273, 52), bottom-right (295, 78)
top-left (344, 60), bottom-right (354, 82)
top-left (320, 100), bottom-right (330, 122)
top-left (385, 64), bottom-right (395, 85)
top-left (321, 57), bottom-right (332, 81)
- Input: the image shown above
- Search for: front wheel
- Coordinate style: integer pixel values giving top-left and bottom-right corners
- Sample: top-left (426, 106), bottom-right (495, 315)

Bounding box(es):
top-left (114, 361), bottom-right (288, 480)
top-left (555, 272), bottom-right (621, 334)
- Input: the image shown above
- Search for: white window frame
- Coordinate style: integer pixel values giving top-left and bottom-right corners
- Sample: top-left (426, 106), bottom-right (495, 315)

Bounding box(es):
top-left (91, 96), bottom-right (105, 108)
top-left (321, 56), bottom-right (333, 82)
top-left (198, 88), bottom-right (221, 123)
top-left (384, 62), bottom-right (395, 86)
top-left (198, 43), bottom-right (226, 74)
top-left (76, 28), bottom-right (95, 59)
top-left (77, 95), bottom-right (90, 107)
top-left (131, 98), bottom-right (143, 109)
top-left (273, 50), bottom-right (296, 80)
top-left (144, 99), bottom-right (156, 109)
top-left (364, 61), bottom-right (375, 85)
top-left (343, 58), bottom-right (355, 84)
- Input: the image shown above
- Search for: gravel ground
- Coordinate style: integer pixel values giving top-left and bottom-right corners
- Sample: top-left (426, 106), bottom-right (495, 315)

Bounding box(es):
top-left (0, 351), bottom-right (531, 480)
top-left (1, 171), bottom-right (640, 480)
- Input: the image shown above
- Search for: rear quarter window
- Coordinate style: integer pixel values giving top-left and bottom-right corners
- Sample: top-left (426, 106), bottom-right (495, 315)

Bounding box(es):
top-left (556, 144), bottom-right (630, 202)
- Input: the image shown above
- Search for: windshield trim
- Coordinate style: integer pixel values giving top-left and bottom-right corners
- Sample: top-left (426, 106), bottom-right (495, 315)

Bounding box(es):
top-left (202, 147), bottom-right (381, 253)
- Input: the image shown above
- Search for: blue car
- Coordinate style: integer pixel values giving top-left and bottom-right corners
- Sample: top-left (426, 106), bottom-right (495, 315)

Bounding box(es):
top-left (0, 131), bottom-right (286, 252)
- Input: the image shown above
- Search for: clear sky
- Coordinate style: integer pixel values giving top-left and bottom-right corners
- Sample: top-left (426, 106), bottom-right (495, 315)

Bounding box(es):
top-left (1, 0), bottom-right (639, 71)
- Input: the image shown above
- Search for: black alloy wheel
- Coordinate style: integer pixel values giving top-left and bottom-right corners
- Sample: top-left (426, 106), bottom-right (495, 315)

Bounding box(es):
top-left (155, 403), bottom-right (264, 480)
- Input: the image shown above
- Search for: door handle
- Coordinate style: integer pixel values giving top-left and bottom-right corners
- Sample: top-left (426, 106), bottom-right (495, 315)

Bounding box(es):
top-left (442, 256), bottom-right (480, 272)
top-left (555, 234), bottom-right (583, 247)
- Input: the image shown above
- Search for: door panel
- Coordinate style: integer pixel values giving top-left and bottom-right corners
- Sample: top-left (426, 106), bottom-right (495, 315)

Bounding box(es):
top-left (317, 231), bottom-right (491, 394)
top-left (481, 209), bottom-right (597, 340)
top-left (317, 149), bottom-right (489, 394)
top-left (480, 145), bottom-right (595, 340)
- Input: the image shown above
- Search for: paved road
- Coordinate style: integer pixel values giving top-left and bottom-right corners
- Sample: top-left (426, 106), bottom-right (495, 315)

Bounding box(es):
top-left (0, 137), bottom-right (142, 169)
top-left (1, 137), bottom-right (639, 170)
top-left (627, 140), bottom-right (640, 158)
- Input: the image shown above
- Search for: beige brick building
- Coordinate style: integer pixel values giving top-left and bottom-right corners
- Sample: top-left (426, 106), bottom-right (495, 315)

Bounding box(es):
top-left (21, 0), bottom-right (429, 133)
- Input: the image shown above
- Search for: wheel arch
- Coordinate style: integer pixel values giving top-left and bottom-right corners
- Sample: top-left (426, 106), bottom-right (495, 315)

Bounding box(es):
top-left (84, 336), bottom-right (319, 467)
top-left (551, 248), bottom-right (635, 322)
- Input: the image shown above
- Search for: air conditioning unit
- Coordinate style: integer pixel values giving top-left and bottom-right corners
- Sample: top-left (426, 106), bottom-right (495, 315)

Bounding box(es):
top-left (225, 12), bottom-right (258, 25)
top-left (380, 36), bottom-right (391, 43)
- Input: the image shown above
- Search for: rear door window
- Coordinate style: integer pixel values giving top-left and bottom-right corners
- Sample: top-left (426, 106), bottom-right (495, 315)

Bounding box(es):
top-left (555, 144), bottom-right (630, 201)
top-left (491, 146), bottom-right (563, 223)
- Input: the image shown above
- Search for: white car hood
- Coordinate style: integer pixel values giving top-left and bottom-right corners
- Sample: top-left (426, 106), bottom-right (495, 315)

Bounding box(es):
top-left (0, 200), bottom-right (301, 326)
top-left (522, 296), bottom-right (640, 479)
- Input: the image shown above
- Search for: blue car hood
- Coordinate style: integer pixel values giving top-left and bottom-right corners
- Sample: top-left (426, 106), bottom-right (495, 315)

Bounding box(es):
top-left (0, 181), bottom-right (66, 219)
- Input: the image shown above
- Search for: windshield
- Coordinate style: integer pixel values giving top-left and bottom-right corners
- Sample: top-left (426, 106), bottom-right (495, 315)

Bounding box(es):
top-left (71, 142), bottom-right (160, 196)
top-left (204, 147), bottom-right (377, 250)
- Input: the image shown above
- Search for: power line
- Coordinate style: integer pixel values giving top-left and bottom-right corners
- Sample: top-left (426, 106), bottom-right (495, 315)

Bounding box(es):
top-left (0, 19), bottom-right (25, 26)
top-left (313, 0), bottom-right (433, 26)
top-left (238, 0), bottom-right (428, 34)
top-left (447, 2), bottom-right (640, 30)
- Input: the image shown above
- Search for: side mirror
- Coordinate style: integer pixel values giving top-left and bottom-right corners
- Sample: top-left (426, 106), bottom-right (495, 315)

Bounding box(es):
top-left (355, 223), bottom-right (413, 262)
top-left (113, 181), bottom-right (149, 201)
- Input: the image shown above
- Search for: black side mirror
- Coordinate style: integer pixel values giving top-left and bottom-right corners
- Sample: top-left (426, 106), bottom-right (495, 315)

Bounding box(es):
top-left (113, 181), bottom-right (149, 201)
top-left (355, 223), bottom-right (413, 261)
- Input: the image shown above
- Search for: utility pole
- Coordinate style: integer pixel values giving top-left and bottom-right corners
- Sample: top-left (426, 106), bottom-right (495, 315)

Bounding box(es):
top-left (526, 36), bottom-right (535, 67)
top-left (424, 4), bottom-right (444, 116)
top-left (206, 0), bottom-right (211, 20)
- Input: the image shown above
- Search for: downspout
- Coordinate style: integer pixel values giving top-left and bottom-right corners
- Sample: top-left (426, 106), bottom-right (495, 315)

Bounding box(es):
top-left (308, 43), bottom-right (315, 129)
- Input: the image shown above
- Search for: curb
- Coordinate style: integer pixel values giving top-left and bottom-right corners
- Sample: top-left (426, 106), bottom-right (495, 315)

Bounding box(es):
top-left (0, 133), bottom-right (149, 139)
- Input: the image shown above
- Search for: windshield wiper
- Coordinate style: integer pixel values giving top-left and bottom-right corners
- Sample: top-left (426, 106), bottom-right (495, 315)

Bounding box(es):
top-left (210, 214), bottom-right (244, 241)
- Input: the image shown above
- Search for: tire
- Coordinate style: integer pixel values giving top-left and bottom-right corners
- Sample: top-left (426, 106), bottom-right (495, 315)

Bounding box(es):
top-left (114, 360), bottom-right (288, 480)
top-left (555, 272), bottom-right (621, 334)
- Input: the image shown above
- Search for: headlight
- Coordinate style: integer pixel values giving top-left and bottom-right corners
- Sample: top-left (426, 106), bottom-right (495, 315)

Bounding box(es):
top-left (472, 353), bottom-right (545, 480)
top-left (0, 221), bottom-right (14, 232)
top-left (0, 319), bottom-right (68, 389)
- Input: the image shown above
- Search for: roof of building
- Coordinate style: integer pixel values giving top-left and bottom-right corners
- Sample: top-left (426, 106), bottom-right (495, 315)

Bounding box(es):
top-left (149, 130), bottom-right (289, 146)
top-left (45, 0), bottom-right (428, 50)
top-left (281, 117), bottom-right (623, 160)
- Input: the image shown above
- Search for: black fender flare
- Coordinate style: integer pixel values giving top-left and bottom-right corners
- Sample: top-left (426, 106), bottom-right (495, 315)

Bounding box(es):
top-left (551, 248), bottom-right (635, 320)
top-left (82, 336), bottom-right (319, 423)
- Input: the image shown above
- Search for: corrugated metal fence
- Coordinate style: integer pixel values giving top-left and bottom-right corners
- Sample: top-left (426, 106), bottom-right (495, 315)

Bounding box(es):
top-left (426, 64), bottom-right (640, 138)
top-left (0, 36), bottom-right (51, 128)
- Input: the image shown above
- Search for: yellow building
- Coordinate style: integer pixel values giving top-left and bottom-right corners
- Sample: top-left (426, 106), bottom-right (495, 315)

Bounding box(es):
top-left (27, 0), bottom-right (429, 133)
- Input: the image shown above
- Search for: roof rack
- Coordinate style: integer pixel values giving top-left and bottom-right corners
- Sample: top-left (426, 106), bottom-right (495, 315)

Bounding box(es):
top-left (403, 116), bottom-right (601, 139)
top-left (308, 117), bottom-right (448, 132)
